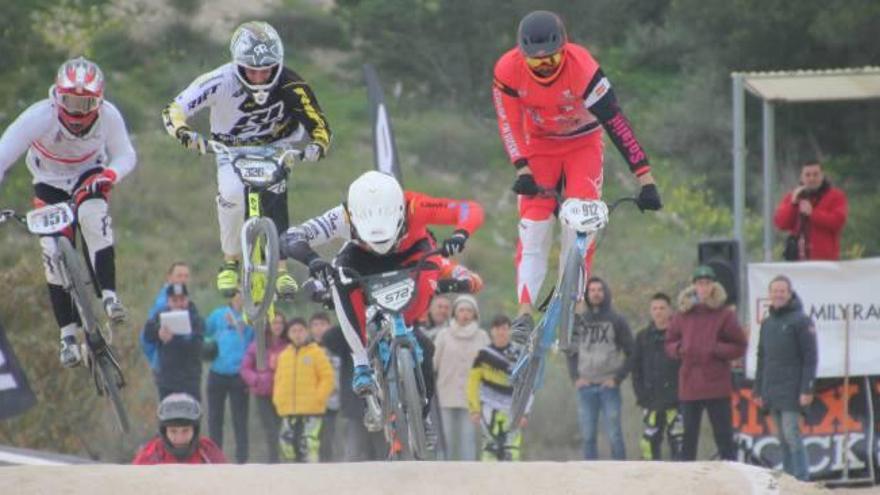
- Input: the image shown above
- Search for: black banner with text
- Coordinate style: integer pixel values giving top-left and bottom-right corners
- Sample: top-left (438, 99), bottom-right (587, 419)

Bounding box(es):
top-left (0, 320), bottom-right (37, 419)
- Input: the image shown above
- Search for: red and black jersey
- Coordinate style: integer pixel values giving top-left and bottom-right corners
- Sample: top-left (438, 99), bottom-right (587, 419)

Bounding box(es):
top-left (493, 42), bottom-right (650, 177)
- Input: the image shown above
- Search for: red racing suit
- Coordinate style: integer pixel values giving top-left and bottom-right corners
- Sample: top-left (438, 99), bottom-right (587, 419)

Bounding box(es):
top-left (132, 436), bottom-right (227, 464)
top-left (493, 42), bottom-right (651, 304)
top-left (281, 191), bottom-right (483, 369)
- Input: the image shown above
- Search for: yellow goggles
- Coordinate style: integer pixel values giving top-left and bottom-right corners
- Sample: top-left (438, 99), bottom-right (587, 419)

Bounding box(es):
top-left (525, 52), bottom-right (563, 69)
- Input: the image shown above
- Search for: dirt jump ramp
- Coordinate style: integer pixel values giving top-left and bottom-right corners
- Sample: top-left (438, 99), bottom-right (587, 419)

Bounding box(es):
top-left (2, 461), bottom-right (826, 495)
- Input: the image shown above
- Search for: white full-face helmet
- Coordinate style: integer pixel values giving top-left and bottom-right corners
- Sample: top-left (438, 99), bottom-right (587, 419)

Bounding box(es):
top-left (347, 171), bottom-right (405, 255)
top-left (230, 21), bottom-right (284, 105)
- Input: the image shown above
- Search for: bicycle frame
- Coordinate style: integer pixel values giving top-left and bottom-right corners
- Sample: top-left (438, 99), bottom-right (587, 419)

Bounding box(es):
top-left (207, 141), bottom-right (300, 370)
top-left (1, 203), bottom-right (130, 432)
top-left (332, 249), bottom-right (442, 459)
top-left (479, 410), bottom-right (520, 461)
top-left (510, 194), bottom-right (631, 429)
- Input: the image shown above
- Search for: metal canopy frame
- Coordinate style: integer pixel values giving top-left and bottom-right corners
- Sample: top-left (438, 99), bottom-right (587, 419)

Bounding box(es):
top-left (731, 67), bottom-right (880, 487)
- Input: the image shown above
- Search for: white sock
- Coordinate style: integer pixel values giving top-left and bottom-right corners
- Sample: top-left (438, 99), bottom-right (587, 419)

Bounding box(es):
top-left (101, 289), bottom-right (117, 301)
top-left (60, 323), bottom-right (79, 340)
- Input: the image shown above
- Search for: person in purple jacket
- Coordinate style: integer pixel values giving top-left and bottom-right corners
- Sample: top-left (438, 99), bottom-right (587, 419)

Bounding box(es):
top-left (240, 312), bottom-right (288, 463)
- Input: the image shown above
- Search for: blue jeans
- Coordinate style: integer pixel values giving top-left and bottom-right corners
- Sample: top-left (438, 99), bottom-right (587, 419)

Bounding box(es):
top-left (577, 384), bottom-right (626, 460)
top-left (441, 407), bottom-right (478, 460)
top-left (772, 410), bottom-right (809, 481)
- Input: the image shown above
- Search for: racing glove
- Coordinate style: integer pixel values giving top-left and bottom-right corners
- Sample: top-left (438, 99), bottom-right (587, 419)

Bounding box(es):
top-left (75, 169), bottom-right (117, 203)
top-left (175, 126), bottom-right (207, 155)
top-left (303, 142), bottom-right (324, 162)
top-left (636, 184), bottom-right (663, 212)
top-left (308, 258), bottom-right (335, 286)
top-left (441, 229), bottom-right (469, 257)
top-left (512, 173), bottom-right (540, 196)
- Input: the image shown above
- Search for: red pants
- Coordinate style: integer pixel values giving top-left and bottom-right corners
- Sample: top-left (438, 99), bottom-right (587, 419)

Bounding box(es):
top-left (515, 133), bottom-right (603, 304)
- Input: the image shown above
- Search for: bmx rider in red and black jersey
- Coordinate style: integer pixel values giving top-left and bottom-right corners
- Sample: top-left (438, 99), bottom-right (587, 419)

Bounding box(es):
top-left (492, 11), bottom-right (663, 341)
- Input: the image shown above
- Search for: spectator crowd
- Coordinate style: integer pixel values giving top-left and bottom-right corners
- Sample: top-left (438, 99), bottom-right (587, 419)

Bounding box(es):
top-left (134, 157), bottom-right (836, 478)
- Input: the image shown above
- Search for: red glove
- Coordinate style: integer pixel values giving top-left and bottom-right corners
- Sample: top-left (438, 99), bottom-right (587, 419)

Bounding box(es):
top-left (75, 168), bottom-right (117, 204)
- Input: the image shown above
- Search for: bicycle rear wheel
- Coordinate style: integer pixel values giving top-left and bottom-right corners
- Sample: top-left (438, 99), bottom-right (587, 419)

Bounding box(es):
top-left (557, 244), bottom-right (584, 352)
top-left (394, 349), bottom-right (428, 460)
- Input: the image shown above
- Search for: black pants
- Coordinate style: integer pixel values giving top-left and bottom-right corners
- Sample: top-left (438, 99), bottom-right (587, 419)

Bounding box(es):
top-left (681, 398), bottom-right (736, 461)
top-left (255, 395), bottom-right (281, 463)
top-left (207, 371), bottom-right (249, 463)
top-left (344, 415), bottom-right (388, 461)
top-left (318, 409), bottom-right (338, 462)
top-left (158, 382), bottom-right (201, 403)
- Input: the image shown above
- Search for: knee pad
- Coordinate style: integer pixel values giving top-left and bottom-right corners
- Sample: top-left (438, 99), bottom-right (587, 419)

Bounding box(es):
top-left (77, 198), bottom-right (113, 253)
top-left (518, 217), bottom-right (554, 255)
top-left (39, 237), bottom-right (64, 285)
top-left (516, 217), bottom-right (554, 304)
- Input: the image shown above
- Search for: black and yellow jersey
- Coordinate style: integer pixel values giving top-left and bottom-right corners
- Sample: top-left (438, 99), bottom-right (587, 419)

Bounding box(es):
top-left (163, 63), bottom-right (331, 151)
top-left (467, 344), bottom-right (520, 414)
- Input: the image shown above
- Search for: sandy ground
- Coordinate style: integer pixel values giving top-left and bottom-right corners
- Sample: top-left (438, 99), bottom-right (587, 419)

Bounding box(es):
top-left (0, 461), bottom-right (830, 495)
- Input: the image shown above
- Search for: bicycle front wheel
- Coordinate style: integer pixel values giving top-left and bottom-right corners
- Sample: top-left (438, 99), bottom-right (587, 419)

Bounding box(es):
top-left (95, 348), bottom-right (130, 434)
top-left (57, 237), bottom-right (101, 337)
top-left (394, 349), bottom-right (428, 460)
top-left (241, 217), bottom-right (279, 322)
top-left (557, 244), bottom-right (584, 352)
top-left (509, 352), bottom-right (540, 431)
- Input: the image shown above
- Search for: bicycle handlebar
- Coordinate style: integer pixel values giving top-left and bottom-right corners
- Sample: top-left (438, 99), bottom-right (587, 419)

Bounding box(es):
top-left (206, 140), bottom-right (304, 165)
top-left (333, 247), bottom-right (445, 287)
top-left (0, 209), bottom-right (26, 225)
top-left (534, 187), bottom-right (638, 215)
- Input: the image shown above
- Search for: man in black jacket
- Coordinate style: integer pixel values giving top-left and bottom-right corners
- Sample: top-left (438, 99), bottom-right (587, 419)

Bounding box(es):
top-left (753, 275), bottom-right (817, 481)
top-left (143, 283), bottom-right (204, 401)
top-left (630, 293), bottom-right (682, 460)
top-left (567, 276), bottom-right (634, 460)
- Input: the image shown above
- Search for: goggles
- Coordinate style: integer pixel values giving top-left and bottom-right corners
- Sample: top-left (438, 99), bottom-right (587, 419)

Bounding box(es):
top-left (57, 93), bottom-right (101, 115)
top-left (525, 52), bottom-right (563, 69)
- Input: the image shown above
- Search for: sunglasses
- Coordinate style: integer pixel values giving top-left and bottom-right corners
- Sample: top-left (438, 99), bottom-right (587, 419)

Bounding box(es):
top-left (525, 52), bottom-right (563, 69)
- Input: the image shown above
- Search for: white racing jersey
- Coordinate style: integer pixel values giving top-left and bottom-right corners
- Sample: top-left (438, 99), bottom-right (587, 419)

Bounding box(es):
top-left (169, 63), bottom-right (331, 149)
top-left (0, 99), bottom-right (136, 191)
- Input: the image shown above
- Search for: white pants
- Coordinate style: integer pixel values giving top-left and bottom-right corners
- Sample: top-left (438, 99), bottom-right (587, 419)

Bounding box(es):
top-left (40, 198), bottom-right (113, 285)
top-left (214, 137), bottom-right (299, 257)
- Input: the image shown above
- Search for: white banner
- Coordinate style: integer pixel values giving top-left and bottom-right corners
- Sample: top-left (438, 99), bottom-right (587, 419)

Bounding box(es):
top-left (746, 257), bottom-right (880, 379)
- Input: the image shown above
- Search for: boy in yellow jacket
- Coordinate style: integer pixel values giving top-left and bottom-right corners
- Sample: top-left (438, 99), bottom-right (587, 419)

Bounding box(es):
top-left (272, 317), bottom-right (335, 462)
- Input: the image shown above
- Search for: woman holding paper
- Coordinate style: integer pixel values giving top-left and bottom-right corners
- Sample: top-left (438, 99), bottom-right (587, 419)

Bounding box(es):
top-left (142, 283), bottom-right (205, 401)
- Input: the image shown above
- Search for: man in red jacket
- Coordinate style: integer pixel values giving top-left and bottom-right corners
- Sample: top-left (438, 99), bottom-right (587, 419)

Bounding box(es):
top-left (774, 161), bottom-right (848, 260)
top-left (665, 266), bottom-right (747, 461)
top-left (492, 11), bottom-right (663, 340)
top-left (133, 393), bottom-right (227, 464)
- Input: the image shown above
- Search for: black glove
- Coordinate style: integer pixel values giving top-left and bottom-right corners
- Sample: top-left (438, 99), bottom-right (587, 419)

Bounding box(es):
top-left (302, 278), bottom-right (334, 308)
top-left (636, 184), bottom-right (663, 212)
top-left (441, 229), bottom-right (469, 257)
top-left (512, 173), bottom-right (540, 196)
top-left (307, 258), bottom-right (335, 285)
top-left (436, 278), bottom-right (471, 294)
